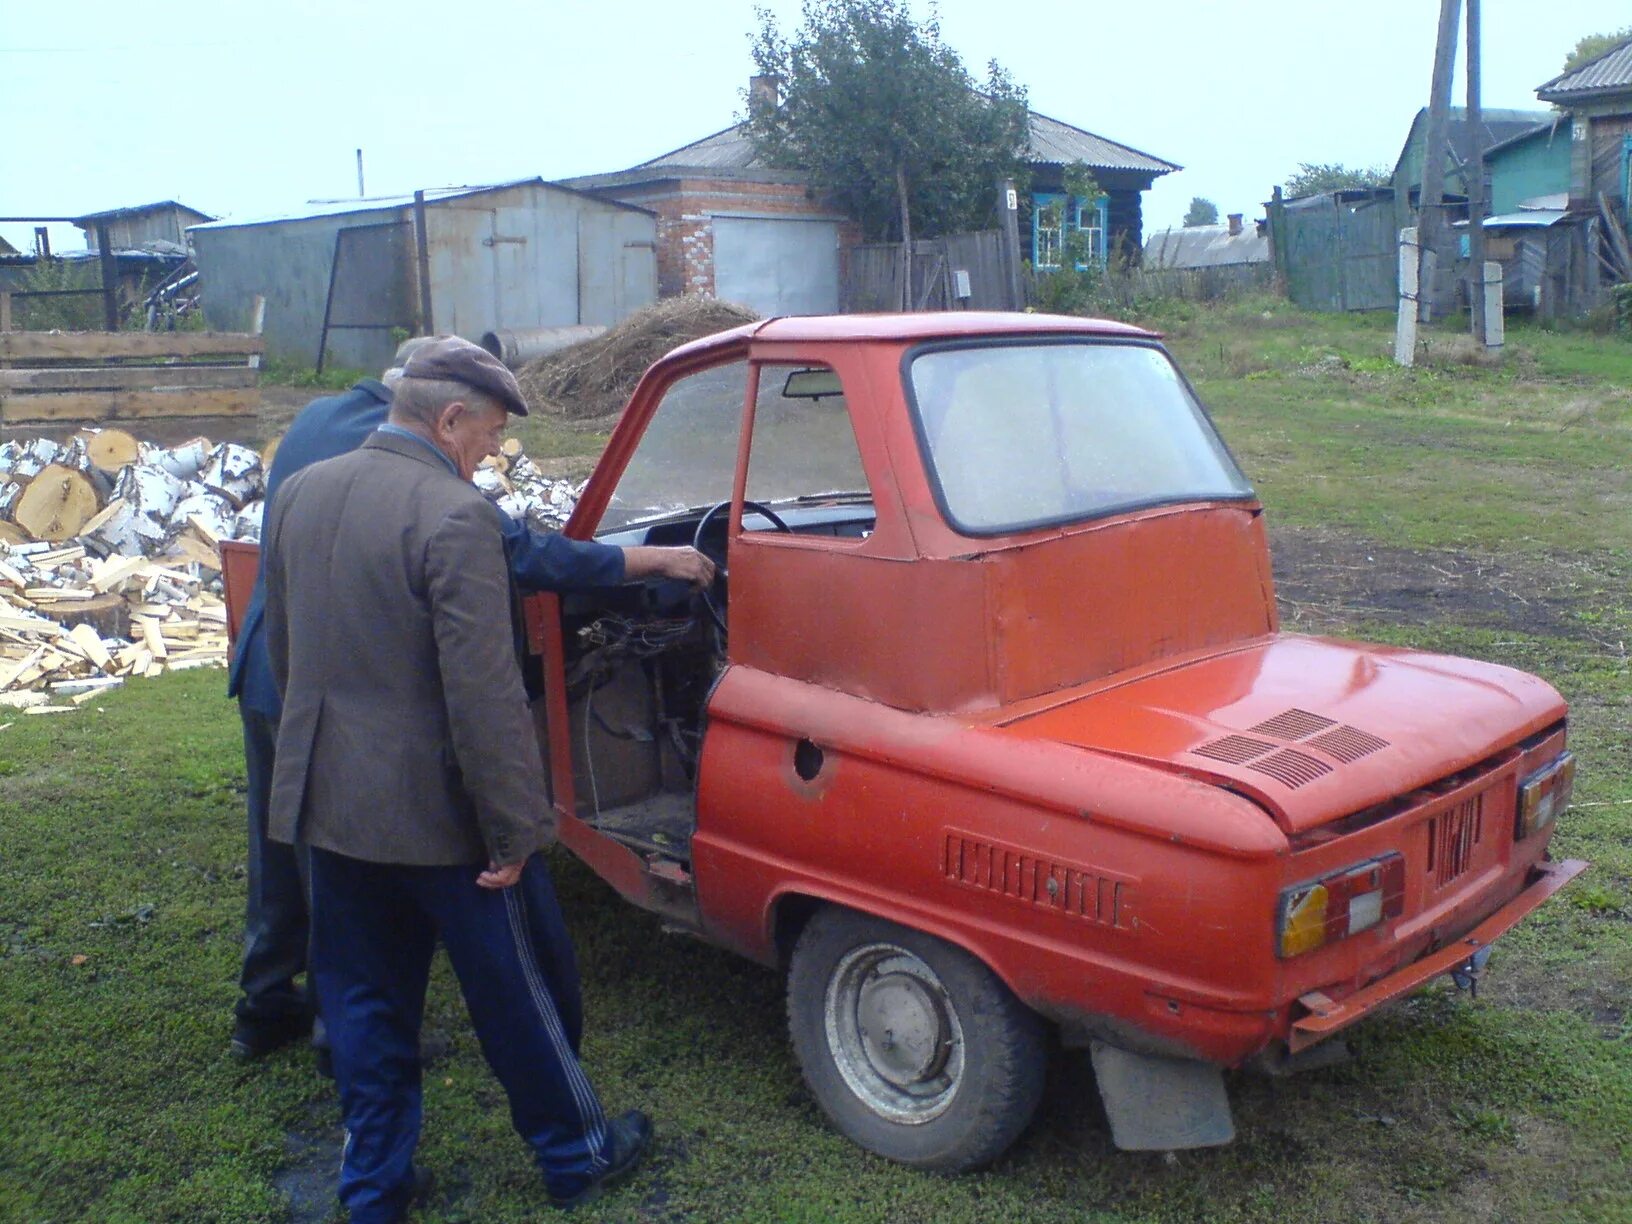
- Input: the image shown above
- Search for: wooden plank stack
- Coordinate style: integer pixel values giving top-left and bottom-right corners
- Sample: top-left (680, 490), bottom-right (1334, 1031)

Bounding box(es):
top-left (0, 326), bottom-right (265, 426)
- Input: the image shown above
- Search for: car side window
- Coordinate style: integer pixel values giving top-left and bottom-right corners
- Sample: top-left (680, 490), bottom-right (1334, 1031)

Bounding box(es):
top-left (743, 362), bottom-right (872, 514)
top-left (599, 359), bottom-right (749, 533)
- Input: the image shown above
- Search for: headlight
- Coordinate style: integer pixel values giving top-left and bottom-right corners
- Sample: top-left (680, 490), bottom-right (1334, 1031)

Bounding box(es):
top-left (1278, 854), bottom-right (1406, 958)
top-left (1516, 752), bottom-right (1575, 840)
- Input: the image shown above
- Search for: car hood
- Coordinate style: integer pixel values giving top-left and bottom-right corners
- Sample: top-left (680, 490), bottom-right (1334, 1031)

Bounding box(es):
top-left (992, 635), bottom-right (1566, 834)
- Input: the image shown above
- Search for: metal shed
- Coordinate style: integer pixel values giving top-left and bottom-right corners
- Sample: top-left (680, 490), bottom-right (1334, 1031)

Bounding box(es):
top-left (190, 179), bottom-right (656, 371)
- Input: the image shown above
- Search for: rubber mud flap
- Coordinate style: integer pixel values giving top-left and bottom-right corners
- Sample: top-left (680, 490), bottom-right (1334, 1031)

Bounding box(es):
top-left (1089, 1039), bottom-right (1235, 1151)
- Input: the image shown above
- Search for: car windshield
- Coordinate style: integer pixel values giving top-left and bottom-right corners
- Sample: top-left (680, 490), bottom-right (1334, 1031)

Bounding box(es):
top-left (907, 341), bottom-right (1253, 535)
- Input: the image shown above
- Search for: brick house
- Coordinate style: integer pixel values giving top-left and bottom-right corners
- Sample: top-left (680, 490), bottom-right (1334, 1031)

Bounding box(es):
top-left (564, 80), bottom-right (1177, 315)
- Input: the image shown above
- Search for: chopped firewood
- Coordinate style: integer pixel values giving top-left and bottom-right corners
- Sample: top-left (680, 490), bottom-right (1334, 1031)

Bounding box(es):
top-left (82, 428), bottom-right (141, 475)
top-left (50, 676), bottom-right (122, 697)
top-left (25, 588), bottom-right (95, 602)
top-left (186, 513), bottom-right (222, 548)
top-left (90, 555), bottom-right (147, 593)
top-left (10, 465), bottom-right (102, 541)
top-left (0, 521), bottom-right (28, 547)
top-left (24, 705), bottom-right (78, 715)
top-left (137, 618), bottom-right (168, 659)
top-left (159, 621), bottom-right (201, 641)
top-left (0, 645), bottom-right (46, 690)
top-left (67, 624), bottom-right (113, 670)
top-left (0, 559), bottom-right (27, 589)
top-left (0, 613), bottom-right (62, 637)
top-left (0, 691), bottom-right (46, 709)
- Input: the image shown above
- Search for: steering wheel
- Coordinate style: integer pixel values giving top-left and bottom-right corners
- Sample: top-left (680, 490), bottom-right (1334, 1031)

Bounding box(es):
top-left (691, 498), bottom-right (793, 634)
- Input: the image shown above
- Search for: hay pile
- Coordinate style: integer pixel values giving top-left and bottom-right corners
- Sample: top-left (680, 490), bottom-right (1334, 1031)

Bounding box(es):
top-left (518, 298), bottom-right (759, 420)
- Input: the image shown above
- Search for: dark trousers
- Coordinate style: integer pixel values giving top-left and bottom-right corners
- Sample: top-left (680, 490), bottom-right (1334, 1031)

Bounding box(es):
top-left (309, 847), bottom-right (607, 1221)
top-left (236, 706), bottom-right (310, 1027)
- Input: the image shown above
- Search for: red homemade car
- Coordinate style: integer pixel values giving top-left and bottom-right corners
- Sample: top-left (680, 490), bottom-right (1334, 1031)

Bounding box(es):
top-left (228, 312), bottom-right (1586, 1170)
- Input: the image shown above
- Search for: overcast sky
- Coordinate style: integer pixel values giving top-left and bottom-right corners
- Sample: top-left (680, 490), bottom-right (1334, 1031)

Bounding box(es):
top-left (1, 0), bottom-right (1624, 253)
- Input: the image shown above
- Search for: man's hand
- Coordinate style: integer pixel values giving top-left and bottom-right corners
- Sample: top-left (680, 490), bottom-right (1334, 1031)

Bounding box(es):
top-left (477, 860), bottom-right (525, 890)
top-left (622, 545), bottom-right (717, 590)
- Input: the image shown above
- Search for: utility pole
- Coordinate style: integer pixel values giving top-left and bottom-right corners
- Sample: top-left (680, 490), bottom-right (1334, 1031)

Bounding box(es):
top-left (356, 149), bottom-right (366, 198)
top-left (1465, 0), bottom-right (1488, 339)
top-left (1417, 0), bottom-right (1463, 320)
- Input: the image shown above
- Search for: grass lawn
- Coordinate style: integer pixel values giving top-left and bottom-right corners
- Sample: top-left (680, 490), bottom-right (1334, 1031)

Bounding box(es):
top-left (3, 302), bottom-right (1631, 1222)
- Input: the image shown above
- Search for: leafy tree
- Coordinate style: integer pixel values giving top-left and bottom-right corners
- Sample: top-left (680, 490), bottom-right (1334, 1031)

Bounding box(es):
top-left (745, 0), bottom-right (1029, 252)
top-left (1183, 197), bottom-right (1218, 227)
top-left (1563, 27), bottom-right (1631, 74)
top-left (1282, 162), bottom-right (1390, 198)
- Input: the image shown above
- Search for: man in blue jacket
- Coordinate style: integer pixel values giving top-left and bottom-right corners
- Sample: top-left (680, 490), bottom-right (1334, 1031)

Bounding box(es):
top-left (227, 364), bottom-right (710, 1063)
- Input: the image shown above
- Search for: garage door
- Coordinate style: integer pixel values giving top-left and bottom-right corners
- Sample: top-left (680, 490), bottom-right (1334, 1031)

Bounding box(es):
top-left (713, 216), bottom-right (839, 316)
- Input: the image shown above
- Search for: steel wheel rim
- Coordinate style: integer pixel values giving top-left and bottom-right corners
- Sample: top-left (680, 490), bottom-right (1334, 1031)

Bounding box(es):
top-left (823, 941), bottom-right (964, 1124)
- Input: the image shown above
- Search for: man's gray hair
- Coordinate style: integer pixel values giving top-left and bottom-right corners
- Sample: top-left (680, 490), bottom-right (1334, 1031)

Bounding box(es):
top-left (390, 376), bottom-right (501, 426)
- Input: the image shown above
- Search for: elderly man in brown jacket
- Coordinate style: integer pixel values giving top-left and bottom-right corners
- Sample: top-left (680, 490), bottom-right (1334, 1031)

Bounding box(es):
top-left (263, 336), bottom-right (711, 1220)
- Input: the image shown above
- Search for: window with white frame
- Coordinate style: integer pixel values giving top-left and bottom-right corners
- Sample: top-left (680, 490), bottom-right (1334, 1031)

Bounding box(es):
top-left (1032, 193), bottom-right (1109, 270)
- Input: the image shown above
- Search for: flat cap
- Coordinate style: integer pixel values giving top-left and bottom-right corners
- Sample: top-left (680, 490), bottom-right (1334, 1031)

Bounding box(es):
top-left (401, 334), bottom-right (529, 417)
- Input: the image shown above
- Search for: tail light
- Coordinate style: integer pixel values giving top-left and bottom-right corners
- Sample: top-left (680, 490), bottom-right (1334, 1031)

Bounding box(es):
top-left (1278, 855), bottom-right (1406, 958)
top-left (1516, 753), bottom-right (1574, 840)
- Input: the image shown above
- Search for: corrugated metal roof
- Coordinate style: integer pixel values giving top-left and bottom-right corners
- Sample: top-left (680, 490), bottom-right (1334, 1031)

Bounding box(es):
top-left (189, 178), bottom-right (651, 232)
top-left (571, 110), bottom-right (1178, 187)
top-left (1142, 224), bottom-right (1269, 268)
top-left (1025, 111), bottom-right (1178, 173)
top-left (1536, 38), bottom-right (1632, 100)
top-left (1457, 209), bottom-right (1569, 229)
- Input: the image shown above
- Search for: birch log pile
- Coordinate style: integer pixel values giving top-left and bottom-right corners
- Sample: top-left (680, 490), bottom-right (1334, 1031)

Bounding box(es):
top-left (0, 430), bottom-right (582, 714)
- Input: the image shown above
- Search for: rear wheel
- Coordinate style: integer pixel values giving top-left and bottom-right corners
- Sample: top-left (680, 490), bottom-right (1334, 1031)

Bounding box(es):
top-left (786, 907), bottom-right (1045, 1171)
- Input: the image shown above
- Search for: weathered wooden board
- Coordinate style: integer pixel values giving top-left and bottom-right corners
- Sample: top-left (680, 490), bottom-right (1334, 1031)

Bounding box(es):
top-left (0, 332), bottom-right (265, 361)
top-left (0, 366), bottom-right (259, 392)
top-left (1, 388), bottom-right (260, 423)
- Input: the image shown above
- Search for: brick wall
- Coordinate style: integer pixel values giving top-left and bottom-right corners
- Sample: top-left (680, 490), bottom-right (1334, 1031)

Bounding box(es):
top-left (593, 177), bottom-right (862, 299)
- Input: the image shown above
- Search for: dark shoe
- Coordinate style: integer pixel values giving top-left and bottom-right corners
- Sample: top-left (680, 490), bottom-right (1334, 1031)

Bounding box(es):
top-left (547, 1110), bottom-right (652, 1211)
top-left (229, 1014), bottom-right (312, 1062)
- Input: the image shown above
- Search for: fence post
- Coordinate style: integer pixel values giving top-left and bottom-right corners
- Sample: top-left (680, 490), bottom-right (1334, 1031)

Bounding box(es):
top-left (1481, 260), bottom-right (1504, 350)
top-left (95, 221), bottom-right (119, 332)
top-left (1394, 226), bottom-right (1420, 367)
top-left (997, 178), bottom-right (1023, 311)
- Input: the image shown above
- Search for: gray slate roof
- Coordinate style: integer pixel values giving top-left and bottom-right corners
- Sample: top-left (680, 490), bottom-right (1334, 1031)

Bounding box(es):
top-left (1536, 38), bottom-right (1632, 101)
top-left (566, 110), bottom-right (1177, 190)
top-left (1142, 224), bottom-right (1269, 269)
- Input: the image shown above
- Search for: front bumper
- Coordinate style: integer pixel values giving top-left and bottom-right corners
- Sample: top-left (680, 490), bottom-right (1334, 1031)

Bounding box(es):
top-left (1288, 857), bottom-right (1589, 1053)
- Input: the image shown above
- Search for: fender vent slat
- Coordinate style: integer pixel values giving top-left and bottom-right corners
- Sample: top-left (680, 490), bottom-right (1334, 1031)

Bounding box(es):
top-left (1248, 748), bottom-right (1333, 788)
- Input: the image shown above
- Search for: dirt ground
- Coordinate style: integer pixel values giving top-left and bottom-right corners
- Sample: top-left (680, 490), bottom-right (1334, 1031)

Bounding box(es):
top-left (1268, 522), bottom-right (1616, 644)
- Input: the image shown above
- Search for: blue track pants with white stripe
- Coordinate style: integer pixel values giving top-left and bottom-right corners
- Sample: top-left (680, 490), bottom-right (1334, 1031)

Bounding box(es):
top-left (309, 848), bottom-right (608, 1221)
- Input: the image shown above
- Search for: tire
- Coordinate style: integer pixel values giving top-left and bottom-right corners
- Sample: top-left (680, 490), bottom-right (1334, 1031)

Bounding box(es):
top-left (786, 906), bottom-right (1046, 1172)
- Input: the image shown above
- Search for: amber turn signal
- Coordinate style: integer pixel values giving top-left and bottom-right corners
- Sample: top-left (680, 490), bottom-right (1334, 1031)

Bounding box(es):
top-left (1516, 752), bottom-right (1575, 840)
top-left (1277, 855), bottom-right (1406, 958)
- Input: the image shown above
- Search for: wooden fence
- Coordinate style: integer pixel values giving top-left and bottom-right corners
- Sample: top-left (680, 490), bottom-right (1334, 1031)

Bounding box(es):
top-left (0, 295), bottom-right (264, 428)
top-left (842, 231), bottom-right (1017, 312)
